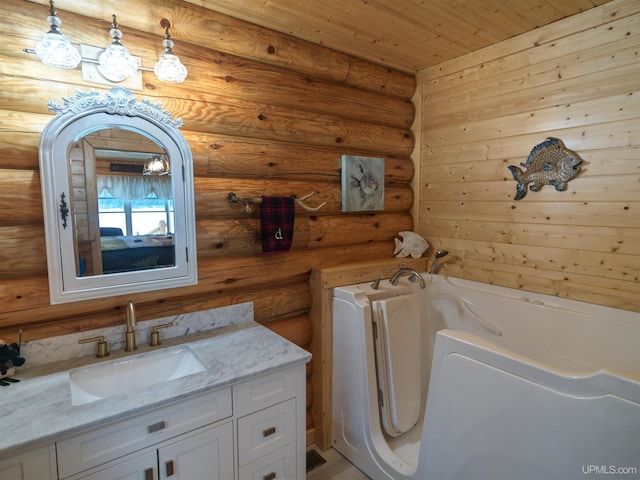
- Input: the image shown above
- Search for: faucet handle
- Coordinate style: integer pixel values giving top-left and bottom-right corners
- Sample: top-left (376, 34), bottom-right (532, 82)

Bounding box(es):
top-left (79, 336), bottom-right (109, 358)
top-left (150, 323), bottom-right (174, 347)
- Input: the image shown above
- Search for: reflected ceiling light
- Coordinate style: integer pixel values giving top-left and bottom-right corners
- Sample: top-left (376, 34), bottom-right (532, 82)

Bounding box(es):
top-left (154, 19), bottom-right (188, 84)
top-left (143, 155), bottom-right (171, 176)
top-left (34, 0), bottom-right (81, 69)
top-left (97, 15), bottom-right (139, 83)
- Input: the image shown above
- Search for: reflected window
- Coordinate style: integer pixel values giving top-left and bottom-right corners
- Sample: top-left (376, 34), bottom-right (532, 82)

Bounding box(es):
top-left (97, 174), bottom-right (173, 236)
top-left (98, 194), bottom-right (126, 234)
top-left (98, 192), bottom-right (174, 236)
top-left (131, 195), bottom-right (174, 235)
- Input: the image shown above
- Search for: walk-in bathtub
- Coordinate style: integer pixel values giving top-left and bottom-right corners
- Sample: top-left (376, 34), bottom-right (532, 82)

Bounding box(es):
top-left (332, 274), bottom-right (640, 480)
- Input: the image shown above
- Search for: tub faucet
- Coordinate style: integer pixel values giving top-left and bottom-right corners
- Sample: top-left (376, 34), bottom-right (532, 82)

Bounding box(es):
top-left (124, 301), bottom-right (137, 352)
top-left (430, 249), bottom-right (449, 274)
top-left (389, 268), bottom-right (425, 289)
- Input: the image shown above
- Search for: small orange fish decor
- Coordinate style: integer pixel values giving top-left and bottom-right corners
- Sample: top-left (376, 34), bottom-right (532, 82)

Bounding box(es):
top-left (508, 138), bottom-right (583, 200)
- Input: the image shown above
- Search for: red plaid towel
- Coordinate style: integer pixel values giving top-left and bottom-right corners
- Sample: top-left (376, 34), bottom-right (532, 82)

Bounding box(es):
top-left (260, 196), bottom-right (295, 254)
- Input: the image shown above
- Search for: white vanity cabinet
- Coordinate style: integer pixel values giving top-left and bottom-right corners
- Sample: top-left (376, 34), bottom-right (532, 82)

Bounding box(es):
top-left (235, 367), bottom-right (303, 480)
top-left (0, 444), bottom-right (57, 480)
top-left (54, 364), bottom-right (306, 480)
top-left (157, 422), bottom-right (234, 479)
top-left (70, 450), bottom-right (157, 480)
top-left (57, 387), bottom-right (233, 479)
top-left (74, 422), bottom-right (234, 480)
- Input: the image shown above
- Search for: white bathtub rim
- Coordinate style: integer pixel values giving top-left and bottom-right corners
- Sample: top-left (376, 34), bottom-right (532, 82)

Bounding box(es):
top-left (334, 274), bottom-right (640, 376)
top-left (441, 275), bottom-right (639, 321)
top-left (436, 329), bottom-right (640, 403)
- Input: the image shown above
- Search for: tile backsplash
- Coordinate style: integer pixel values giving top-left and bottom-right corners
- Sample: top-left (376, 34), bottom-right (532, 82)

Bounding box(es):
top-left (20, 302), bottom-right (254, 368)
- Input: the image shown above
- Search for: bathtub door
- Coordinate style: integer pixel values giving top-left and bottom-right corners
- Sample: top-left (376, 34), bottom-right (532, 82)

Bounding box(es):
top-left (372, 293), bottom-right (422, 437)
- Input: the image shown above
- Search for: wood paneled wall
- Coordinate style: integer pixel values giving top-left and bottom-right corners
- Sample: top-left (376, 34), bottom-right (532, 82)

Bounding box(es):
top-left (416, 0), bottom-right (640, 312)
top-left (0, 0), bottom-right (415, 439)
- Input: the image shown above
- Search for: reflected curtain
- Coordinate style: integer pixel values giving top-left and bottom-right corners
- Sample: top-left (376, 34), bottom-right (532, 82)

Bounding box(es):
top-left (97, 175), bottom-right (172, 200)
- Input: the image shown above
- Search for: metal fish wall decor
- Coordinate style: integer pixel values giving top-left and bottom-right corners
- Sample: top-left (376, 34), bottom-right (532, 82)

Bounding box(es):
top-left (508, 138), bottom-right (583, 200)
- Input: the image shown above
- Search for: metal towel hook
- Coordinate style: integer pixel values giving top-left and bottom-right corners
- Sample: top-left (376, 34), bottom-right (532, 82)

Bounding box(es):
top-left (228, 192), bottom-right (327, 213)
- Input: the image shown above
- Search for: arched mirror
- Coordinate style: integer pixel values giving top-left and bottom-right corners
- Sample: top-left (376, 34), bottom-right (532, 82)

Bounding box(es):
top-left (40, 88), bottom-right (197, 304)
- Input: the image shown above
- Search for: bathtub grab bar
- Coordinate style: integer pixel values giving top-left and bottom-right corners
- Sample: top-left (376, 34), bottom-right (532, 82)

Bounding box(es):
top-left (460, 298), bottom-right (503, 336)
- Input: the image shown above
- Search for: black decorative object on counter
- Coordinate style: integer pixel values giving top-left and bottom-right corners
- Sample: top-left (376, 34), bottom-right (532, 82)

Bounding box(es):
top-left (0, 342), bottom-right (25, 386)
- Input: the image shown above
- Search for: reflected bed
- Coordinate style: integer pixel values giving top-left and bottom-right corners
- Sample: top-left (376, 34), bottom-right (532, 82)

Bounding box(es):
top-left (100, 235), bottom-right (175, 273)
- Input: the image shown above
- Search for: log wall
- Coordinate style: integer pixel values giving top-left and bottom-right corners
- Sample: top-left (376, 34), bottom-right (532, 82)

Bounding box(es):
top-left (0, 0), bottom-right (416, 443)
top-left (416, 0), bottom-right (640, 312)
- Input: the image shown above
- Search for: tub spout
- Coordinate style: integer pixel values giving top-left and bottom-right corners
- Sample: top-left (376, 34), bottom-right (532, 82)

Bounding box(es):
top-left (430, 249), bottom-right (449, 274)
top-left (389, 268), bottom-right (425, 288)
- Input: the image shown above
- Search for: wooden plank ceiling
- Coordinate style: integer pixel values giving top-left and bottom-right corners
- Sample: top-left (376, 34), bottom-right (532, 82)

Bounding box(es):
top-left (186, 0), bottom-right (614, 73)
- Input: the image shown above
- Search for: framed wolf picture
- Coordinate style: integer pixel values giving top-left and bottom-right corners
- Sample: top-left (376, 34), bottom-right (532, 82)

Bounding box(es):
top-left (341, 155), bottom-right (385, 212)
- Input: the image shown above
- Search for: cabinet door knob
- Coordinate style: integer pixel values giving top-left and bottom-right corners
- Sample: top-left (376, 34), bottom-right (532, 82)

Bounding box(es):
top-left (166, 460), bottom-right (175, 476)
top-left (262, 426), bottom-right (277, 437)
top-left (145, 468), bottom-right (155, 480)
top-left (263, 472), bottom-right (277, 480)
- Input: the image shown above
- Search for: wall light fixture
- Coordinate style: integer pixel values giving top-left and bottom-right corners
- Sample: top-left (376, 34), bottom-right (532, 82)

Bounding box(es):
top-left (154, 19), bottom-right (188, 83)
top-left (25, 1), bottom-right (188, 87)
top-left (33, 0), bottom-right (81, 69)
top-left (97, 15), bottom-right (139, 83)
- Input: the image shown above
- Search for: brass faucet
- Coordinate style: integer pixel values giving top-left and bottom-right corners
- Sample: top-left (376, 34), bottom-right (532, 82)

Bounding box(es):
top-left (124, 301), bottom-right (137, 352)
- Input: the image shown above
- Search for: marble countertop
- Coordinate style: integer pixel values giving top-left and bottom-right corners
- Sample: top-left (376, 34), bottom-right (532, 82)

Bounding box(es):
top-left (0, 320), bottom-right (311, 457)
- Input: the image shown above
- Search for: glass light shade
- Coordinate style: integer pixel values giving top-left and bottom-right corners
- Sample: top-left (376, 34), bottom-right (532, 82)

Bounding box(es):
top-left (154, 39), bottom-right (188, 83)
top-left (97, 23), bottom-right (139, 83)
top-left (154, 52), bottom-right (188, 83)
top-left (35, 15), bottom-right (81, 69)
top-left (98, 43), bottom-right (139, 82)
top-left (143, 156), bottom-right (171, 176)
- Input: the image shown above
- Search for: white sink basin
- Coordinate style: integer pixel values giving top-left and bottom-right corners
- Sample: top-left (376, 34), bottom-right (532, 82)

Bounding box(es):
top-left (69, 346), bottom-right (206, 406)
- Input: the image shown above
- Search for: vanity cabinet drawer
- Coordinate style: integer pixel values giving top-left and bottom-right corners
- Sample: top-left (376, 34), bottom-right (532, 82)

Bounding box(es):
top-left (57, 387), bottom-right (232, 478)
top-left (238, 442), bottom-right (296, 480)
top-left (237, 398), bottom-right (296, 466)
top-left (234, 367), bottom-right (298, 416)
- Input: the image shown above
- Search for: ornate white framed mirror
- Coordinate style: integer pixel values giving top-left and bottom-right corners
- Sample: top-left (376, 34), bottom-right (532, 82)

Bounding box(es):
top-left (39, 88), bottom-right (197, 304)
